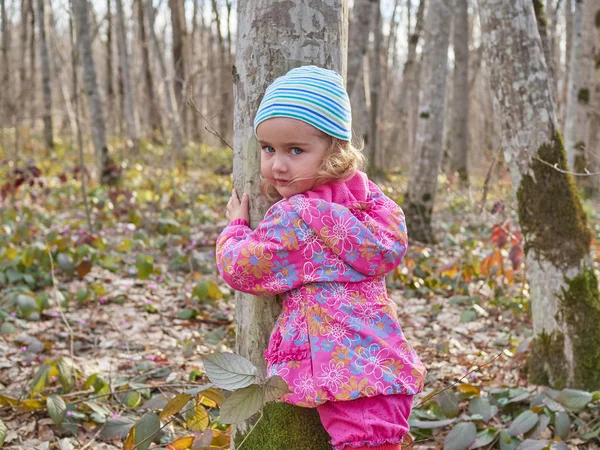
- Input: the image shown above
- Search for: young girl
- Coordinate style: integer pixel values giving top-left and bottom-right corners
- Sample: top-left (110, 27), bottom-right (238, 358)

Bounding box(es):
top-left (216, 66), bottom-right (426, 450)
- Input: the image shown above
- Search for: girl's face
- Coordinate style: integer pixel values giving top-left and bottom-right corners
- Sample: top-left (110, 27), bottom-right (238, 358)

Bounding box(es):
top-left (257, 117), bottom-right (329, 198)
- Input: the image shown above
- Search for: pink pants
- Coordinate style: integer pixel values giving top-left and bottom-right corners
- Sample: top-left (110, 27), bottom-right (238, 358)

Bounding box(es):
top-left (316, 394), bottom-right (413, 450)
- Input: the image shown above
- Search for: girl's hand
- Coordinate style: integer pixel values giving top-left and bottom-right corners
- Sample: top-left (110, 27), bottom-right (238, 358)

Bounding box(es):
top-left (226, 188), bottom-right (250, 223)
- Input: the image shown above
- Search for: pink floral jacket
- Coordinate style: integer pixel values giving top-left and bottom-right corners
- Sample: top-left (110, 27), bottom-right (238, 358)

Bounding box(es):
top-left (216, 171), bottom-right (426, 407)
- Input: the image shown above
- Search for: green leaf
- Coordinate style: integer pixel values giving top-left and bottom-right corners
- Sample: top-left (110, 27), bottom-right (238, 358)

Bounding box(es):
top-left (125, 391), bottom-right (142, 408)
top-left (136, 256), bottom-right (154, 280)
top-left (592, 391), bottom-right (600, 402)
top-left (443, 422), bottom-right (477, 450)
top-left (47, 395), bottom-right (67, 424)
top-left (16, 294), bottom-right (37, 313)
top-left (133, 412), bottom-right (161, 450)
top-left (0, 322), bottom-right (16, 335)
top-left (516, 440), bottom-right (550, 450)
top-left (460, 309), bottom-right (478, 323)
top-left (57, 253), bottom-right (75, 273)
top-left (186, 405), bottom-right (209, 431)
top-left (527, 413), bottom-right (550, 439)
top-left (201, 352), bottom-right (258, 390)
top-left (499, 431), bottom-right (521, 450)
top-left (264, 375), bottom-right (291, 403)
top-left (57, 358), bottom-right (74, 392)
top-left (554, 411), bottom-right (570, 440)
top-left (177, 308), bottom-right (197, 320)
top-left (30, 363), bottom-right (51, 397)
top-left (193, 281), bottom-right (210, 301)
top-left (159, 393), bottom-right (192, 419)
top-left (469, 397), bottom-right (494, 422)
top-left (472, 429), bottom-right (497, 449)
top-left (83, 401), bottom-right (110, 418)
top-left (437, 391), bottom-right (459, 418)
top-left (508, 410), bottom-right (539, 436)
top-left (0, 419), bottom-right (7, 445)
top-left (409, 418), bottom-right (456, 429)
top-left (557, 389), bottom-right (592, 410)
top-left (219, 384), bottom-right (263, 424)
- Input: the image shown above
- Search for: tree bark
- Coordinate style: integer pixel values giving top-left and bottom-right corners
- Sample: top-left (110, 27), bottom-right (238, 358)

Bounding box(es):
top-left (1, 0), bottom-right (9, 128)
top-left (564, 0), bottom-right (583, 168)
top-left (72, 0), bottom-right (111, 183)
top-left (115, 0), bottom-right (139, 147)
top-left (347, 0), bottom-right (374, 96)
top-left (404, 0), bottom-right (452, 243)
top-left (232, 0), bottom-right (348, 446)
top-left (145, 0), bottom-right (185, 164)
top-left (386, 0), bottom-right (425, 169)
top-left (450, 0), bottom-right (470, 185)
top-left (169, 0), bottom-right (188, 138)
top-left (37, 0), bottom-right (54, 150)
top-left (136, 0), bottom-right (162, 139)
top-left (477, 0), bottom-right (600, 391)
top-left (368, 0), bottom-right (382, 175)
top-left (106, 0), bottom-right (114, 135)
top-left (211, 0), bottom-right (231, 143)
top-left (583, 0), bottom-right (600, 196)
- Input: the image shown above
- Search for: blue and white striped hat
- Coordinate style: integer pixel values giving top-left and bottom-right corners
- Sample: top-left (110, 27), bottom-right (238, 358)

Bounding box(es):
top-left (253, 66), bottom-right (352, 141)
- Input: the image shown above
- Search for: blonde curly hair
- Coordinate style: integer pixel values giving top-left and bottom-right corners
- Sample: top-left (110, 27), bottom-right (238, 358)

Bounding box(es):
top-left (260, 135), bottom-right (366, 201)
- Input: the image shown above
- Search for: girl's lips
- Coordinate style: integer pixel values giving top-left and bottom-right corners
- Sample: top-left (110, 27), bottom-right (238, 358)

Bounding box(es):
top-left (275, 179), bottom-right (290, 185)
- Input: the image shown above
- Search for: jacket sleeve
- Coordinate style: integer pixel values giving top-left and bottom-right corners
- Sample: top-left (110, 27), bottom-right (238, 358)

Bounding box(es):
top-left (215, 202), bottom-right (319, 295)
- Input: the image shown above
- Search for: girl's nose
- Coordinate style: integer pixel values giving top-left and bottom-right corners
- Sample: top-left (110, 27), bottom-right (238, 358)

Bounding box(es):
top-left (272, 156), bottom-right (287, 173)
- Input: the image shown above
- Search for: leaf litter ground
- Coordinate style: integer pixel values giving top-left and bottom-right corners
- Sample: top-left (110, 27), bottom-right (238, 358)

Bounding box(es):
top-left (1, 150), bottom-right (599, 449)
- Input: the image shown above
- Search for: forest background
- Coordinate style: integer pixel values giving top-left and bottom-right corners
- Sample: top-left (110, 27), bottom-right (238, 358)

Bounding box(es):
top-left (1, 0), bottom-right (600, 449)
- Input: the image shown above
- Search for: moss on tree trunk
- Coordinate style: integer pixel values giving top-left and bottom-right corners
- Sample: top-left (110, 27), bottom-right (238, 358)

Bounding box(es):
top-left (519, 132), bottom-right (600, 391)
top-left (516, 132), bottom-right (592, 270)
top-left (559, 267), bottom-right (600, 390)
top-left (233, 402), bottom-right (331, 450)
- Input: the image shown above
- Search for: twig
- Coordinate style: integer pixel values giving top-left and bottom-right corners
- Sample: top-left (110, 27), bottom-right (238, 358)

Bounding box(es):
top-left (46, 243), bottom-right (75, 358)
top-left (70, 383), bottom-right (198, 404)
top-left (534, 155), bottom-right (600, 176)
top-left (415, 343), bottom-right (510, 409)
top-left (479, 145), bottom-right (503, 214)
top-left (80, 426), bottom-right (104, 450)
top-left (236, 408), bottom-right (265, 450)
top-left (186, 84), bottom-right (233, 151)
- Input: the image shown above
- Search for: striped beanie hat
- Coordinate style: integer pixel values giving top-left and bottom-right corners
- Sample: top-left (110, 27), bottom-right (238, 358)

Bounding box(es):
top-left (253, 65), bottom-right (352, 141)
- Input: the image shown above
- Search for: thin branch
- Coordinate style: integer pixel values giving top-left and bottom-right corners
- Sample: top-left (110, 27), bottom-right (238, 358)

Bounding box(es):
top-left (534, 155), bottom-right (600, 176)
top-left (187, 83), bottom-right (233, 151)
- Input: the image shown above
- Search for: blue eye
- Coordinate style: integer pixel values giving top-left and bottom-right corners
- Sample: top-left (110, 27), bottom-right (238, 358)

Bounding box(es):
top-left (291, 148), bottom-right (303, 155)
top-left (263, 146), bottom-right (275, 153)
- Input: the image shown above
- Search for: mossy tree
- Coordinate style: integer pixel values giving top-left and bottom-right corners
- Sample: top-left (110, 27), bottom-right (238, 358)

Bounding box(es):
top-left (231, 0), bottom-right (348, 448)
top-left (476, 0), bottom-right (600, 391)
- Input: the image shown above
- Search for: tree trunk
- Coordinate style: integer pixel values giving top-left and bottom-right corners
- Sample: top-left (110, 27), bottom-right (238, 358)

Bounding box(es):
top-left (145, 0), bottom-right (185, 164)
top-left (404, 0), bottom-right (452, 243)
top-left (37, 0), bottom-right (54, 150)
top-left (561, 0), bottom-right (573, 123)
top-left (573, 0), bottom-right (598, 184)
top-left (29, 0), bottom-right (36, 126)
top-left (583, 0), bottom-right (600, 196)
top-left (232, 0), bottom-right (348, 446)
top-left (368, 0), bottom-right (382, 175)
top-left (136, 0), bottom-right (162, 139)
top-left (169, 0), bottom-right (188, 139)
top-left (477, 0), bottom-right (600, 391)
top-left (347, 0), bottom-right (374, 97)
top-left (115, 0), bottom-right (139, 148)
top-left (450, 0), bottom-right (469, 185)
top-left (72, 0), bottom-right (111, 184)
top-left (386, 0), bottom-right (425, 169)
top-left (211, 0), bottom-right (231, 143)
top-left (1, 0), bottom-right (9, 129)
top-left (106, 0), bottom-right (114, 136)
top-left (564, 0), bottom-right (583, 168)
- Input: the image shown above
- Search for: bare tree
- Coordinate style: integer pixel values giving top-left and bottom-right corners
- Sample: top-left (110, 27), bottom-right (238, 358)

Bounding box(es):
top-left (72, 0), bottom-right (111, 183)
top-left (404, 0), bottom-right (452, 243)
top-left (347, 0), bottom-right (374, 96)
top-left (37, 0), bottom-right (54, 150)
top-left (145, 0), bottom-right (185, 163)
top-left (169, 0), bottom-right (188, 138)
top-left (386, 0), bottom-right (425, 168)
top-left (477, 0), bottom-right (600, 391)
top-left (368, 0), bottom-right (382, 174)
top-left (564, 0), bottom-right (583, 168)
top-left (115, 0), bottom-right (139, 148)
top-left (232, 0), bottom-right (348, 446)
top-left (450, 0), bottom-right (470, 184)
top-left (106, 0), bottom-right (115, 135)
top-left (137, 0), bottom-right (161, 138)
